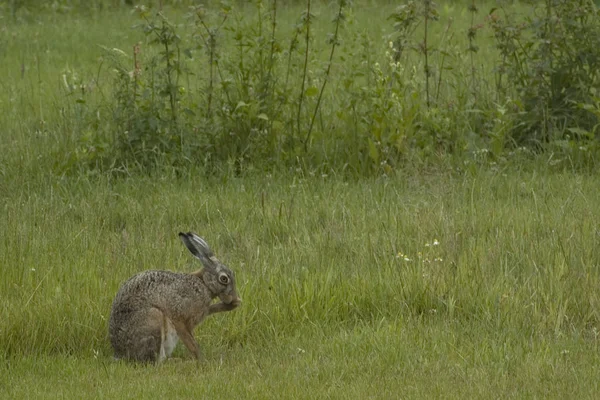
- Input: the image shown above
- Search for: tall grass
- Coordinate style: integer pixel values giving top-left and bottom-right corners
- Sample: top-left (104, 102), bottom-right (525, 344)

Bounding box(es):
top-left (2, 170), bottom-right (600, 396)
top-left (2, 169), bottom-right (600, 352)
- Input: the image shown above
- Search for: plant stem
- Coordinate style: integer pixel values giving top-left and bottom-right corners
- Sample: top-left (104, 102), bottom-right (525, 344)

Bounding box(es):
top-left (468, 0), bottom-right (478, 99)
top-left (194, 9), bottom-right (228, 119)
top-left (296, 0), bottom-right (312, 150)
top-left (268, 0), bottom-right (278, 104)
top-left (423, 0), bottom-right (431, 109)
top-left (304, 0), bottom-right (345, 151)
top-left (257, 0), bottom-right (265, 87)
top-left (436, 20), bottom-right (453, 103)
top-left (164, 34), bottom-right (177, 123)
top-left (197, 19), bottom-right (216, 117)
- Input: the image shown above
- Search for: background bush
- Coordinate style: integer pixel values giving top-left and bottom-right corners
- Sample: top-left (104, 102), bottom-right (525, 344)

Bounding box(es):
top-left (4, 0), bottom-right (600, 175)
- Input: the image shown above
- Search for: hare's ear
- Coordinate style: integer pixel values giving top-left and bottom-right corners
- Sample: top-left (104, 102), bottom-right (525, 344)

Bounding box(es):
top-left (179, 232), bottom-right (218, 270)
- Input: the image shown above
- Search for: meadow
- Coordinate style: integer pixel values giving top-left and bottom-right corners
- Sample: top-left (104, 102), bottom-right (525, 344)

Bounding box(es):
top-left (2, 1), bottom-right (600, 398)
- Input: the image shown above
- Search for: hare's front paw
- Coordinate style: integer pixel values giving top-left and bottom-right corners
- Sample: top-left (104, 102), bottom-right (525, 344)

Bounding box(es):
top-left (209, 299), bottom-right (241, 315)
top-left (231, 297), bottom-right (242, 307)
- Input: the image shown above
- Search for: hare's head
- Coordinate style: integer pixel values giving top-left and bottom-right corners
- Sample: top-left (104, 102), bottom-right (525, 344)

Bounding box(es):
top-left (179, 232), bottom-right (240, 305)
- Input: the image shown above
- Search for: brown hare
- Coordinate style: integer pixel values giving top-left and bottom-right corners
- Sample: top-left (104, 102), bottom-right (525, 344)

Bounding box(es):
top-left (109, 232), bottom-right (241, 363)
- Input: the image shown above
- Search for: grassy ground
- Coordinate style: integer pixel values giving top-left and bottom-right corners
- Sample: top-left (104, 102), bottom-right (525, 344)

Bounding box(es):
top-left (2, 170), bottom-right (600, 398)
top-left (2, 1), bottom-right (600, 398)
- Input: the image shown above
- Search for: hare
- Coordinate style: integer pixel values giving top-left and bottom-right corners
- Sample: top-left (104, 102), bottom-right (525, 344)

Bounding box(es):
top-left (108, 232), bottom-right (241, 363)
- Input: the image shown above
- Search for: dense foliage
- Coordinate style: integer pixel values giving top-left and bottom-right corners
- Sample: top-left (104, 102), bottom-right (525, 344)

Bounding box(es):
top-left (4, 0), bottom-right (600, 175)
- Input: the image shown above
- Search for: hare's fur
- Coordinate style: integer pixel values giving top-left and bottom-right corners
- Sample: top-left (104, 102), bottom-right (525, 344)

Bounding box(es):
top-left (108, 233), bottom-right (240, 363)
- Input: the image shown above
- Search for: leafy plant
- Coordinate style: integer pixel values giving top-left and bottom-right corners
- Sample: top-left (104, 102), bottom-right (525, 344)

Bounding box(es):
top-left (108, 7), bottom-right (189, 168)
top-left (57, 0), bottom-right (600, 175)
top-left (489, 0), bottom-right (600, 147)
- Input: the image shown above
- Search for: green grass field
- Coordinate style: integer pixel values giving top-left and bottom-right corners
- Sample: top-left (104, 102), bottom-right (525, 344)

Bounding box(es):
top-left (3, 171), bottom-right (600, 398)
top-left (2, 1), bottom-right (600, 398)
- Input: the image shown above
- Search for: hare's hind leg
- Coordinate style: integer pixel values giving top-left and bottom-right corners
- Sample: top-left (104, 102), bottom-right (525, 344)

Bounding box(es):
top-left (128, 307), bottom-right (164, 363)
top-left (135, 335), bottom-right (160, 363)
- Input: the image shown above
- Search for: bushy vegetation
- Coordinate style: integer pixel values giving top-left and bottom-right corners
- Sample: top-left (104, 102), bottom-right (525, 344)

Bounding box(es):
top-left (4, 0), bottom-right (600, 176)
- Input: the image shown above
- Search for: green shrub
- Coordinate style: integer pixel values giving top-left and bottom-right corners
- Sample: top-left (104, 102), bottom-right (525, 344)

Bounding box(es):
top-left (51, 0), bottom-right (600, 175)
top-left (490, 0), bottom-right (600, 147)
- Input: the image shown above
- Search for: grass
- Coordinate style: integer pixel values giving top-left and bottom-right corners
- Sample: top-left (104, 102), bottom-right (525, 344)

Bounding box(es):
top-left (4, 322), bottom-right (599, 398)
top-left (2, 170), bottom-right (600, 398)
top-left (2, 1), bottom-right (600, 398)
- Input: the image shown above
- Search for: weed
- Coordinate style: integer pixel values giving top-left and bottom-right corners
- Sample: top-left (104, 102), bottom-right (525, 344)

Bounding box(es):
top-left (489, 0), bottom-right (600, 146)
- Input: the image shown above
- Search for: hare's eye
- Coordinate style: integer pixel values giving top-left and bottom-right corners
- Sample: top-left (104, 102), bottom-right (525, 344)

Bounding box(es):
top-left (218, 274), bottom-right (230, 285)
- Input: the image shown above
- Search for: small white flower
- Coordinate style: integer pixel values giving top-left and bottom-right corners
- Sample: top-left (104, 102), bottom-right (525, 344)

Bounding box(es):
top-left (433, 239), bottom-right (440, 246)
